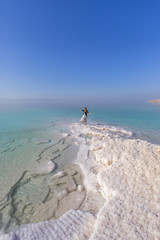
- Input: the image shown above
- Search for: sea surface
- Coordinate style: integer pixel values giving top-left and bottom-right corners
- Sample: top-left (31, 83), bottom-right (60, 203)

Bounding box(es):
top-left (0, 103), bottom-right (160, 232)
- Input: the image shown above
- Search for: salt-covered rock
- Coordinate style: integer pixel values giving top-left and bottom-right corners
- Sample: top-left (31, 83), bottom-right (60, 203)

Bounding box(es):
top-left (34, 161), bottom-right (55, 174)
top-left (51, 170), bottom-right (66, 179)
top-left (78, 184), bottom-right (85, 191)
top-left (57, 170), bottom-right (66, 178)
top-left (58, 189), bottom-right (68, 199)
top-left (47, 161), bottom-right (55, 171)
top-left (49, 174), bottom-right (77, 192)
top-left (32, 197), bottom-right (58, 222)
top-left (55, 190), bottom-right (86, 218)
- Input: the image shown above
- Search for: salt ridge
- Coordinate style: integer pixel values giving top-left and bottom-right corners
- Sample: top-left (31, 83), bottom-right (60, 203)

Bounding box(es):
top-left (72, 123), bottom-right (160, 239)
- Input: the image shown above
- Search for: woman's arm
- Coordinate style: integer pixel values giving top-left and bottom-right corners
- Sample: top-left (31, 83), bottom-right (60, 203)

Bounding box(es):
top-left (87, 110), bottom-right (91, 114)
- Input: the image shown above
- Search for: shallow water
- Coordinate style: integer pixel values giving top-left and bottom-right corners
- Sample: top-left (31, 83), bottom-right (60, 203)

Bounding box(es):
top-left (1, 105), bottom-right (160, 200)
top-left (89, 104), bottom-right (160, 144)
top-left (0, 109), bottom-right (80, 232)
top-left (0, 104), bottom-right (160, 232)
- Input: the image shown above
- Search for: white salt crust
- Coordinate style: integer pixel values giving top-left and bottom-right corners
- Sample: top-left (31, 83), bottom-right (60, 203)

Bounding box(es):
top-left (71, 123), bottom-right (160, 240)
top-left (0, 209), bottom-right (95, 240)
top-left (1, 123), bottom-right (160, 240)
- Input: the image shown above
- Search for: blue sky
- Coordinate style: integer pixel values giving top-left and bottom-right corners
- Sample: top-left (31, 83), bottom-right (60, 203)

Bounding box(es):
top-left (0, 0), bottom-right (160, 105)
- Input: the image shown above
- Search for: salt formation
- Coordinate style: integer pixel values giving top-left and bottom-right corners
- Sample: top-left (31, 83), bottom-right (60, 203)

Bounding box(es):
top-left (57, 171), bottom-right (66, 178)
top-left (1, 123), bottom-right (160, 239)
top-left (0, 209), bottom-right (96, 240)
top-left (78, 185), bottom-right (85, 191)
top-left (0, 164), bottom-right (84, 233)
top-left (72, 123), bottom-right (160, 240)
top-left (35, 160), bottom-right (56, 174)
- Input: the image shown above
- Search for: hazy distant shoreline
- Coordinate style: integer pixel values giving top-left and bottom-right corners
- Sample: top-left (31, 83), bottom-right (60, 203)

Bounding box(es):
top-left (147, 99), bottom-right (160, 103)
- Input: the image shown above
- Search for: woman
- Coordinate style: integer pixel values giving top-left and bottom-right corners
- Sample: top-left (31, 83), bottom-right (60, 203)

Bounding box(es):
top-left (80, 107), bottom-right (91, 125)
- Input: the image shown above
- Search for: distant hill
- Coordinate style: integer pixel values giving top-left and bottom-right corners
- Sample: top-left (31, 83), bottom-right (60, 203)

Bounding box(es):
top-left (147, 99), bottom-right (160, 103)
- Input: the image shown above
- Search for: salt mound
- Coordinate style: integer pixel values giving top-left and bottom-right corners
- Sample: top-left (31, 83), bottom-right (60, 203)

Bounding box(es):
top-left (71, 123), bottom-right (160, 239)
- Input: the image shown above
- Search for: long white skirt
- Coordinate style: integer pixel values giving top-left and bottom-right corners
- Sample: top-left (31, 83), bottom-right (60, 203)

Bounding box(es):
top-left (80, 114), bottom-right (87, 125)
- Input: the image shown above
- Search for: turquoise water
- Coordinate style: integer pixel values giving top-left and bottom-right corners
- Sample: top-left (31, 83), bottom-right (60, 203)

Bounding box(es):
top-left (0, 108), bottom-right (79, 232)
top-left (89, 104), bottom-right (160, 144)
top-left (0, 103), bottom-right (160, 232)
top-left (1, 103), bottom-right (159, 135)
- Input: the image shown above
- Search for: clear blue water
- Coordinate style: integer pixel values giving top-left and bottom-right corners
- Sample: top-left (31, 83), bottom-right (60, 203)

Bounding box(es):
top-left (1, 103), bottom-right (160, 136)
top-left (0, 103), bottom-right (160, 231)
top-left (89, 104), bottom-right (160, 144)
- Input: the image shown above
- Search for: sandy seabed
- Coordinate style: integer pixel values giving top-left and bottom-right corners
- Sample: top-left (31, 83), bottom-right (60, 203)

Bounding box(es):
top-left (1, 123), bottom-right (160, 240)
